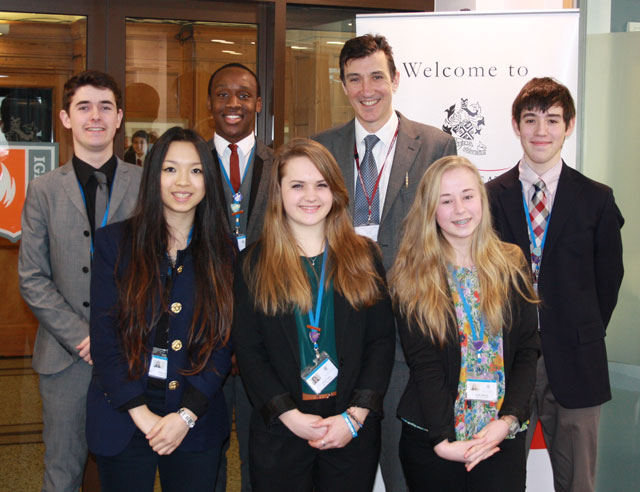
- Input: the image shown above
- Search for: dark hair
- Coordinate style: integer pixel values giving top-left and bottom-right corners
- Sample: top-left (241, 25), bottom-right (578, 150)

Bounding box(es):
top-left (339, 34), bottom-right (396, 83)
top-left (62, 70), bottom-right (122, 113)
top-left (512, 77), bottom-right (575, 127)
top-left (117, 126), bottom-right (235, 377)
top-left (208, 63), bottom-right (260, 98)
top-left (132, 129), bottom-right (149, 142)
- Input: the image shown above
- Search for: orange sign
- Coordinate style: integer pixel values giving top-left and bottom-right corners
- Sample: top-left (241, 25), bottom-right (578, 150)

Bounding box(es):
top-left (0, 142), bottom-right (58, 242)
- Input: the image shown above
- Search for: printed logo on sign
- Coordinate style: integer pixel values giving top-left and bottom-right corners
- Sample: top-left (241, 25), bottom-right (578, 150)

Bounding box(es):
top-left (442, 98), bottom-right (487, 156)
top-left (0, 142), bottom-right (57, 242)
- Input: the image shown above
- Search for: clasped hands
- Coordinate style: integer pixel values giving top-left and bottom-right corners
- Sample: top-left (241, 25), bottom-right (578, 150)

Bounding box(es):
top-left (279, 407), bottom-right (368, 450)
top-left (433, 418), bottom-right (511, 471)
top-left (128, 405), bottom-right (196, 455)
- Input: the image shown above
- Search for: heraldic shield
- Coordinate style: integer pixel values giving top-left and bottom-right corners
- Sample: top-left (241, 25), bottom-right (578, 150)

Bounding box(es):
top-left (0, 142), bottom-right (57, 242)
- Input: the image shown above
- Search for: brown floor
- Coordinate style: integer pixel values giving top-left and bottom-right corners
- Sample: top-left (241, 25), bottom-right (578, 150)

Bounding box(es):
top-left (0, 357), bottom-right (241, 492)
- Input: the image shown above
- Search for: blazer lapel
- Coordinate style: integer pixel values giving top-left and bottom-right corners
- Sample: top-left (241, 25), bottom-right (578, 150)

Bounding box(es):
top-left (247, 152), bottom-right (264, 225)
top-left (381, 114), bottom-right (419, 223)
top-left (60, 161), bottom-right (89, 219)
top-left (107, 160), bottom-right (131, 222)
top-left (333, 291), bottom-right (352, 361)
top-left (336, 122), bottom-right (356, 217)
top-left (497, 166), bottom-right (530, 254)
top-left (540, 163), bottom-right (578, 260)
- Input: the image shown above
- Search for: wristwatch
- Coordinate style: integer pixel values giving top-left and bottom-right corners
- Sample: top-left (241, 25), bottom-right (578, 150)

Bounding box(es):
top-left (177, 407), bottom-right (196, 429)
top-left (500, 415), bottom-right (520, 438)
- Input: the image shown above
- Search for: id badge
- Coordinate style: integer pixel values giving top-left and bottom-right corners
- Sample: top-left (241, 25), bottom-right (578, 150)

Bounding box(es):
top-left (466, 374), bottom-right (498, 402)
top-left (301, 351), bottom-right (338, 394)
top-left (149, 347), bottom-right (168, 380)
top-left (236, 234), bottom-right (247, 252)
top-left (355, 225), bottom-right (379, 242)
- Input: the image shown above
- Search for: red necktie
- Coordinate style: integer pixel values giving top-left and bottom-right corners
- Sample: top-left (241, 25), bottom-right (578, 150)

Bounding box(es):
top-left (229, 144), bottom-right (240, 193)
top-left (136, 158), bottom-right (142, 166)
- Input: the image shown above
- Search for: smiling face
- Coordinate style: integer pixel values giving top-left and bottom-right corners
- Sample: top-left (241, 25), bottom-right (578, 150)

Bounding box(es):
top-left (342, 50), bottom-right (399, 133)
top-left (280, 156), bottom-right (333, 238)
top-left (160, 141), bottom-right (206, 223)
top-left (59, 85), bottom-right (123, 166)
top-left (436, 167), bottom-right (483, 250)
top-left (208, 66), bottom-right (262, 144)
top-left (513, 104), bottom-right (575, 175)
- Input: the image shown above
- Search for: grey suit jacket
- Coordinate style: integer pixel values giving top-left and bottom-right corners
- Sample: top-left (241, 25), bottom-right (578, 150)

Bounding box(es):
top-left (19, 158), bottom-right (142, 375)
top-left (209, 137), bottom-right (274, 246)
top-left (313, 111), bottom-right (457, 271)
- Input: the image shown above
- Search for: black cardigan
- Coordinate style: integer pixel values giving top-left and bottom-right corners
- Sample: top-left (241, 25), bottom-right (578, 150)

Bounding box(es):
top-left (232, 240), bottom-right (396, 429)
top-left (396, 278), bottom-right (540, 447)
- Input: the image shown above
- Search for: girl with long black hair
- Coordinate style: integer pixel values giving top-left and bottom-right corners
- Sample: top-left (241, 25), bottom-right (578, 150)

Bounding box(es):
top-left (87, 127), bottom-right (235, 491)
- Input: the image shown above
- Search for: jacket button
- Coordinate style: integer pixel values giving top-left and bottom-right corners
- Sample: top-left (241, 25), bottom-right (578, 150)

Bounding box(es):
top-left (170, 302), bottom-right (182, 314)
top-left (176, 265), bottom-right (183, 274)
top-left (83, 301), bottom-right (90, 307)
top-left (84, 230), bottom-right (90, 237)
top-left (168, 380), bottom-right (179, 390)
top-left (171, 340), bottom-right (183, 351)
top-left (82, 266), bottom-right (89, 273)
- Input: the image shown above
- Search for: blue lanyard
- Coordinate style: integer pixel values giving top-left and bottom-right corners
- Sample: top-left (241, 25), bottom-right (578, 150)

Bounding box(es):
top-left (451, 267), bottom-right (486, 353)
top-left (306, 246), bottom-right (328, 356)
top-left (77, 168), bottom-right (115, 257)
top-left (218, 144), bottom-right (256, 197)
top-left (521, 182), bottom-right (551, 254)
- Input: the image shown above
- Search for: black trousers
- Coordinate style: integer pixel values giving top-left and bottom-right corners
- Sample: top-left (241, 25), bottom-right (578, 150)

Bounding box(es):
top-left (249, 397), bottom-right (381, 492)
top-left (399, 422), bottom-right (527, 492)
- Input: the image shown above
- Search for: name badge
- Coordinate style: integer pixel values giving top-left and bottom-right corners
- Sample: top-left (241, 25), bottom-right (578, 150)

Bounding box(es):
top-left (149, 347), bottom-right (168, 380)
top-left (301, 351), bottom-right (338, 394)
top-left (355, 224), bottom-right (379, 242)
top-left (466, 375), bottom-right (498, 402)
top-left (236, 234), bottom-right (247, 252)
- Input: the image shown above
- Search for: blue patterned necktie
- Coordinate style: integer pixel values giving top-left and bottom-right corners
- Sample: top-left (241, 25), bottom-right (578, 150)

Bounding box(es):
top-left (354, 134), bottom-right (380, 226)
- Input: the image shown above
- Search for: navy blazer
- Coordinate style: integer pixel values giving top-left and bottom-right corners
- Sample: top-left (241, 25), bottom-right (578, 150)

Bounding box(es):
top-left (87, 221), bottom-right (232, 456)
top-left (232, 241), bottom-right (395, 433)
top-left (487, 163), bottom-right (624, 408)
top-left (397, 273), bottom-right (540, 446)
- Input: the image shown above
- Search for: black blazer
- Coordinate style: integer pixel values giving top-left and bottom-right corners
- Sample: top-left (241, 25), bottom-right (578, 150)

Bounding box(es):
top-left (396, 276), bottom-right (540, 447)
top-left (232, 241), bottom-right (395, 432)
top-left (486, 163), bottom-right (624, 408)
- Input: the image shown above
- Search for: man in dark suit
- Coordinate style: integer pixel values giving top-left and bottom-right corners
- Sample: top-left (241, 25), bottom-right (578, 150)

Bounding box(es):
top-left (486, 77), bottom-right (624, 492)
top-left (207, 63), bottom-right (273, 492)
top-left (313, 34), bottom-right (457, 492)
top-left (18, 70), bottom-right (142, 492)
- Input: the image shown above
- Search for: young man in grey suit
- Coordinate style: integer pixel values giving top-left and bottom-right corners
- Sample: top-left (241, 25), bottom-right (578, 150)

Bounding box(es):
top-left (207, 63), bottom-right (274, 492)
top-left (313, 34), bottom-right (457, 492)
top-left (19, 70), bottom-right (142, 492)
top-left (487, 78), bottom-right (624, 492)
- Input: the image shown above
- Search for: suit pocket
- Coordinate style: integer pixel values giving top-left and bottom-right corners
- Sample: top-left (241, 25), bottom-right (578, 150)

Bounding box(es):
top-left (577, 320), bottom-right (605, 345)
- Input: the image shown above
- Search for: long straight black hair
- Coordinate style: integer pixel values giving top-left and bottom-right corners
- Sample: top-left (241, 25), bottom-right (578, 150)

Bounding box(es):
top-left (117, 126), bottom-right (235, 377)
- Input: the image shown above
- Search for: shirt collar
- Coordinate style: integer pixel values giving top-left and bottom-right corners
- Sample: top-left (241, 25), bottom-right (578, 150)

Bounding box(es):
top-left (355, 111), bottom-right (399, 149)
top-left (214, 132), bottom-right (256, 158)
top-left (72, 154), bottom-right (117, 187)
top-left (518, 157), bottom-right (563, 190)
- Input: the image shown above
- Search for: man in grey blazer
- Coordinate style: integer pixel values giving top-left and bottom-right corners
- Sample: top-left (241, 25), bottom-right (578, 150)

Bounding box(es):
top-left (313, 34), bottom-right (456, 492)
top-left (19, 70), bottom-right (142, 492)
top-left (207, 63), bottom-right (274, 492)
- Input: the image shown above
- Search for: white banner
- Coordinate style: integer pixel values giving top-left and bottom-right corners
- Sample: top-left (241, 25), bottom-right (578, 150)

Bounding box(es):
top-left (357, 10), bottom-right (580, 180)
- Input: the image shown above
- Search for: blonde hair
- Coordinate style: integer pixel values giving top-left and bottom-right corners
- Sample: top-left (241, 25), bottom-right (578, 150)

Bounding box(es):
top-left (389, 156), bottom-right (536, 346)
top-left (245, 138), bottom-right (383, 315)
